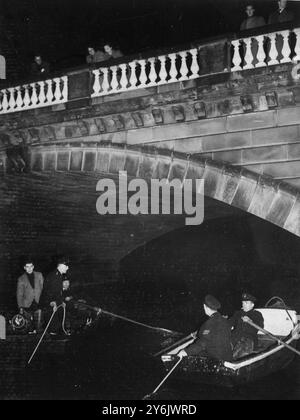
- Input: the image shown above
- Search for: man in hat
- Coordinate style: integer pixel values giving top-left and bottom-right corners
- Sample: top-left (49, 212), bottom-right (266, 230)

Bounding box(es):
top-left (41, 257), bottom-right (72, 335)
top-left (16, 258), bottom-right (44, 333)
top-left (229, 293), bottom-right (264, 359)
top-left (177, 295), bottom-right (233, 362)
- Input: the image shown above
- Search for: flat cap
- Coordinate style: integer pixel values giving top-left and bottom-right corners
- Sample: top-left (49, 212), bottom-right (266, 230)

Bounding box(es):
top-left (204, 295), bottom-right (221, 311)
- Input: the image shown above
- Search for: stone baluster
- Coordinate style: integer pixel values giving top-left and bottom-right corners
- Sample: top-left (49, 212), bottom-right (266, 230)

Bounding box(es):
top-left (2, 90), bottom-right (9, 112)
top-left (243, 38), bottom-right (254, 69)
top-left (15, 86), bottom-right (24, 110)
top-left (46, 80), bottom-right (54, 103)
top-left (148, 58), bottom-right (157, 86)
top-left (8, 88), bottom-right (15, 111)
top-left (110, 66), bottom-right (119, 91)
top-left (30, 83), bottom-right (39, 107)
top-left (23, 85), bottom-right (31, 108)
top-left (178, 51), bottom-right (189, 81)
top-left (168, 53), bottom-right (178, 83)
top-left (293, 28), bottom-right (300, 62)
top-left (101, 68), bottom-right (110, 94)
top-left (139, 59), bottom-right (148, 87)
top-left (129, 61), bottom-right (138, 89)
top-left (280, 30), bottom-right (291, 63)
top-left (190, 48), bottom-right (199, 78)
top-left (53, 78), bottom-right (62, 102)
top-left (256, 35), bottom-right (266, 67)
top-left (119, 64), bottom-right (128, 90)
top-left (38, 81), bottom-right (46, 105)
top-left (268, 33), bottom-right (279, 66)
top-left (92, 69), bottom-right (101, 96)
top-left (158, 55), bottom-right (168, 84)
top-left (61, 76), bottom-right (68, 101)
top-left (231, 39), bottom-right (242, 71)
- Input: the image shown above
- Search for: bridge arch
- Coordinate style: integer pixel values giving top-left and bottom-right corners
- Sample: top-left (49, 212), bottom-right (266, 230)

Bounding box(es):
top-left (29, 142), bottom-right (300, 237)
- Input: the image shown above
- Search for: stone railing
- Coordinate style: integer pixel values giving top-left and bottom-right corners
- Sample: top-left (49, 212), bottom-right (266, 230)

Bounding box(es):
top-left (0, 76), bottom-right (68, 115)
top-left (91, 47), bottom-right (204, 98)
top-left (231, 27), bottom-right (300, 71)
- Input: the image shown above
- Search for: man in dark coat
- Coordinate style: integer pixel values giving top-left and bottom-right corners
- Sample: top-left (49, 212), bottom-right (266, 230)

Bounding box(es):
top-left (240, 4), bottom-right (266, 30)
top-left (177, 295), bottom-right (233, 362)
top-left (41, 257), bottom-right (71, 335)
top-left (268, 0), bottom-right (294, 24)
top-left (30, 55), bottom-right (50, 78)
top-left (229, 293), bottom-right (264, 359)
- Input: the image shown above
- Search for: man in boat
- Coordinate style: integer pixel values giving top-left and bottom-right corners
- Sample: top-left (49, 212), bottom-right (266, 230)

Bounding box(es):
top-left (229, 293), bottom-right (264, 359)
top-left (40, 257), bottom-right (72, 335)
top-left (16, 258), bottom-right (44, 333)
top-left (177, 295), bottom-right (233, 362)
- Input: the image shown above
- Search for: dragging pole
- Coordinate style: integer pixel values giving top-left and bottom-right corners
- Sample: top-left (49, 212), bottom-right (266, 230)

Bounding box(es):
top-left (27, 304), bottom-right (62, 365)
top-left (143, 356), bottom-right (183, 400)
top-left (154, 332), bottom-right (195, 357)
top-left (244, 319), bottom-right (300, 358)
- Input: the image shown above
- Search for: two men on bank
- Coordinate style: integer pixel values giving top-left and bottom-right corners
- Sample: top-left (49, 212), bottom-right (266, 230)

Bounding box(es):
top-left (16, 256), bottom-right (72, 334)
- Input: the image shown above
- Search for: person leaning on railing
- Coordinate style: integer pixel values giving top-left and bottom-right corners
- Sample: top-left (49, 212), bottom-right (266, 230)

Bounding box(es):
top-left (240, 4), bottom-right (266, 31)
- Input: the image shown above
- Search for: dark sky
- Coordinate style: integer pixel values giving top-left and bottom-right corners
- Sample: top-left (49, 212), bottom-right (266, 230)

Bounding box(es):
top-left (0, 0), bottom-right (299, 72)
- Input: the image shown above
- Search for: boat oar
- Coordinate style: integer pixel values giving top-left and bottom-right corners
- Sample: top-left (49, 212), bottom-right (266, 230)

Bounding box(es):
top-left (244, 319), bottom-right (300, 358)
top-left (153, 332), bottom-right (195, 357)
top-left (143, 356), bottom-right (183, 400)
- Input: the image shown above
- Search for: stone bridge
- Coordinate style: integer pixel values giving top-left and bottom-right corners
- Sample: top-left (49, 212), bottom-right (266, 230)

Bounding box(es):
top-left (1, 22), bottom-right (300, 296)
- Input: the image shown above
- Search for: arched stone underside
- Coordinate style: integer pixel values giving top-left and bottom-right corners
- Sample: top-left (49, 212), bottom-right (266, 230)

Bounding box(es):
top-left (29, 143), bottom-right (300, 237)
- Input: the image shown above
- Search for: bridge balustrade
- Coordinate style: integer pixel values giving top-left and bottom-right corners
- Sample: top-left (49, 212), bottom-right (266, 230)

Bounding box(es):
top-left (0, 76), bottom-right (68, 115)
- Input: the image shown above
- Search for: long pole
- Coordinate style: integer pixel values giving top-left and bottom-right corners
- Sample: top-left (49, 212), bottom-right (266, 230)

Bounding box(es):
top-left (143, 356), bottom-right (183, 400)
top-left (27, 305), bottom-right (62, 365)
top-left (153, 332), bottom-right (195, 357)
top-left (244, 319), bottom-right (300, 358)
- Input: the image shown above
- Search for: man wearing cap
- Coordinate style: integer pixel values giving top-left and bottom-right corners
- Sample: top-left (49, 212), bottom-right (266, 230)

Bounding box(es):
top-left (177, 295), bottom-right (233, 362)
top-left (229, 293), bottom-right (264, 359)
top-left (41, 257), bottom-right (71, 335)
top-left (16, 258), bottom-right (44, 333)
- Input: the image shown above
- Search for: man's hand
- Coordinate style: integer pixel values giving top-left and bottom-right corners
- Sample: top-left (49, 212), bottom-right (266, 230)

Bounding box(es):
top-left (177, 350), bottom-right (187, 359)
top-left (242, 316), bottom-right (251, 323)
top-left (50, 301), bottom-right (57, 311)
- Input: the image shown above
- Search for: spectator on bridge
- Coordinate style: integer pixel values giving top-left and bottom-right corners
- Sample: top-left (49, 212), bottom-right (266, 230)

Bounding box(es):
top-left (16, 258), bottom-right (44, 333)
top-left (102, 42), bottom-right (124, 61)
top-left (177, 295), bottom-right (233, 362)
top-left (30, 55), bottom-right (50, 78)
top-left (268, 0), bottom-right (295, 24)
top-left (240, 4), bottom-right (266, 31)
top-left (229, 293), bottom-right (264, 359)
top-left (86, 46), bottom-right (106, 64)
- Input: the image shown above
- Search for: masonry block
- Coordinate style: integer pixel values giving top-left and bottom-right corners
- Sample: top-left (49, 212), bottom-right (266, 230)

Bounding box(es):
top-left (83, 151), bottom-right (97, 172)
top-left (242, 145), bottom-right (287, 164)
top-left (108, 152), bottom-right (126, 174)
top-left (153, 157), bottom-right (171, 180)
top-left (231, 175), bottom-right (258, 211)
top-left (218, 168), bottom-right (241, 204)
top-left (287, 143), bottom-right (300, 159)
top-left (138, 155), bottom-right (157, 179)
top-left (70, 151), bottom-right (83, 171)
top-left (276, 91), bottom-right (295, 108)
top-left (44, 152), bottom-right (56, 171)
top-left (227, 110), bottom-right (276, 132)
top-left (124, 154), bottom-right (140, 177)
top-left (57, 152), bottom-right (70, 171)
top-left (284, 198), bottom-right (300, 236)
top-left (96, 150), bottom-right (110, 173)
top-left (202, 131), bottom-right (251, 152)
top-left (277, 107), bottom-right (300, 126)
top-left (248, 183), bottom-right (277, 219)
top-left (267, 189), bottom-right (297, 228)
top-left (262, 160), bottom-right (300, 178)
top-left (213, 150), bottom-right (242, 164)
top-left (168, 160), bottom-right (188, 182)
top-left (185, 161), bottom-right (206, 181)
top-left (252, 125), bottom-right (300, 146)
top-left (31, 153), bottom-right (43, 172)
